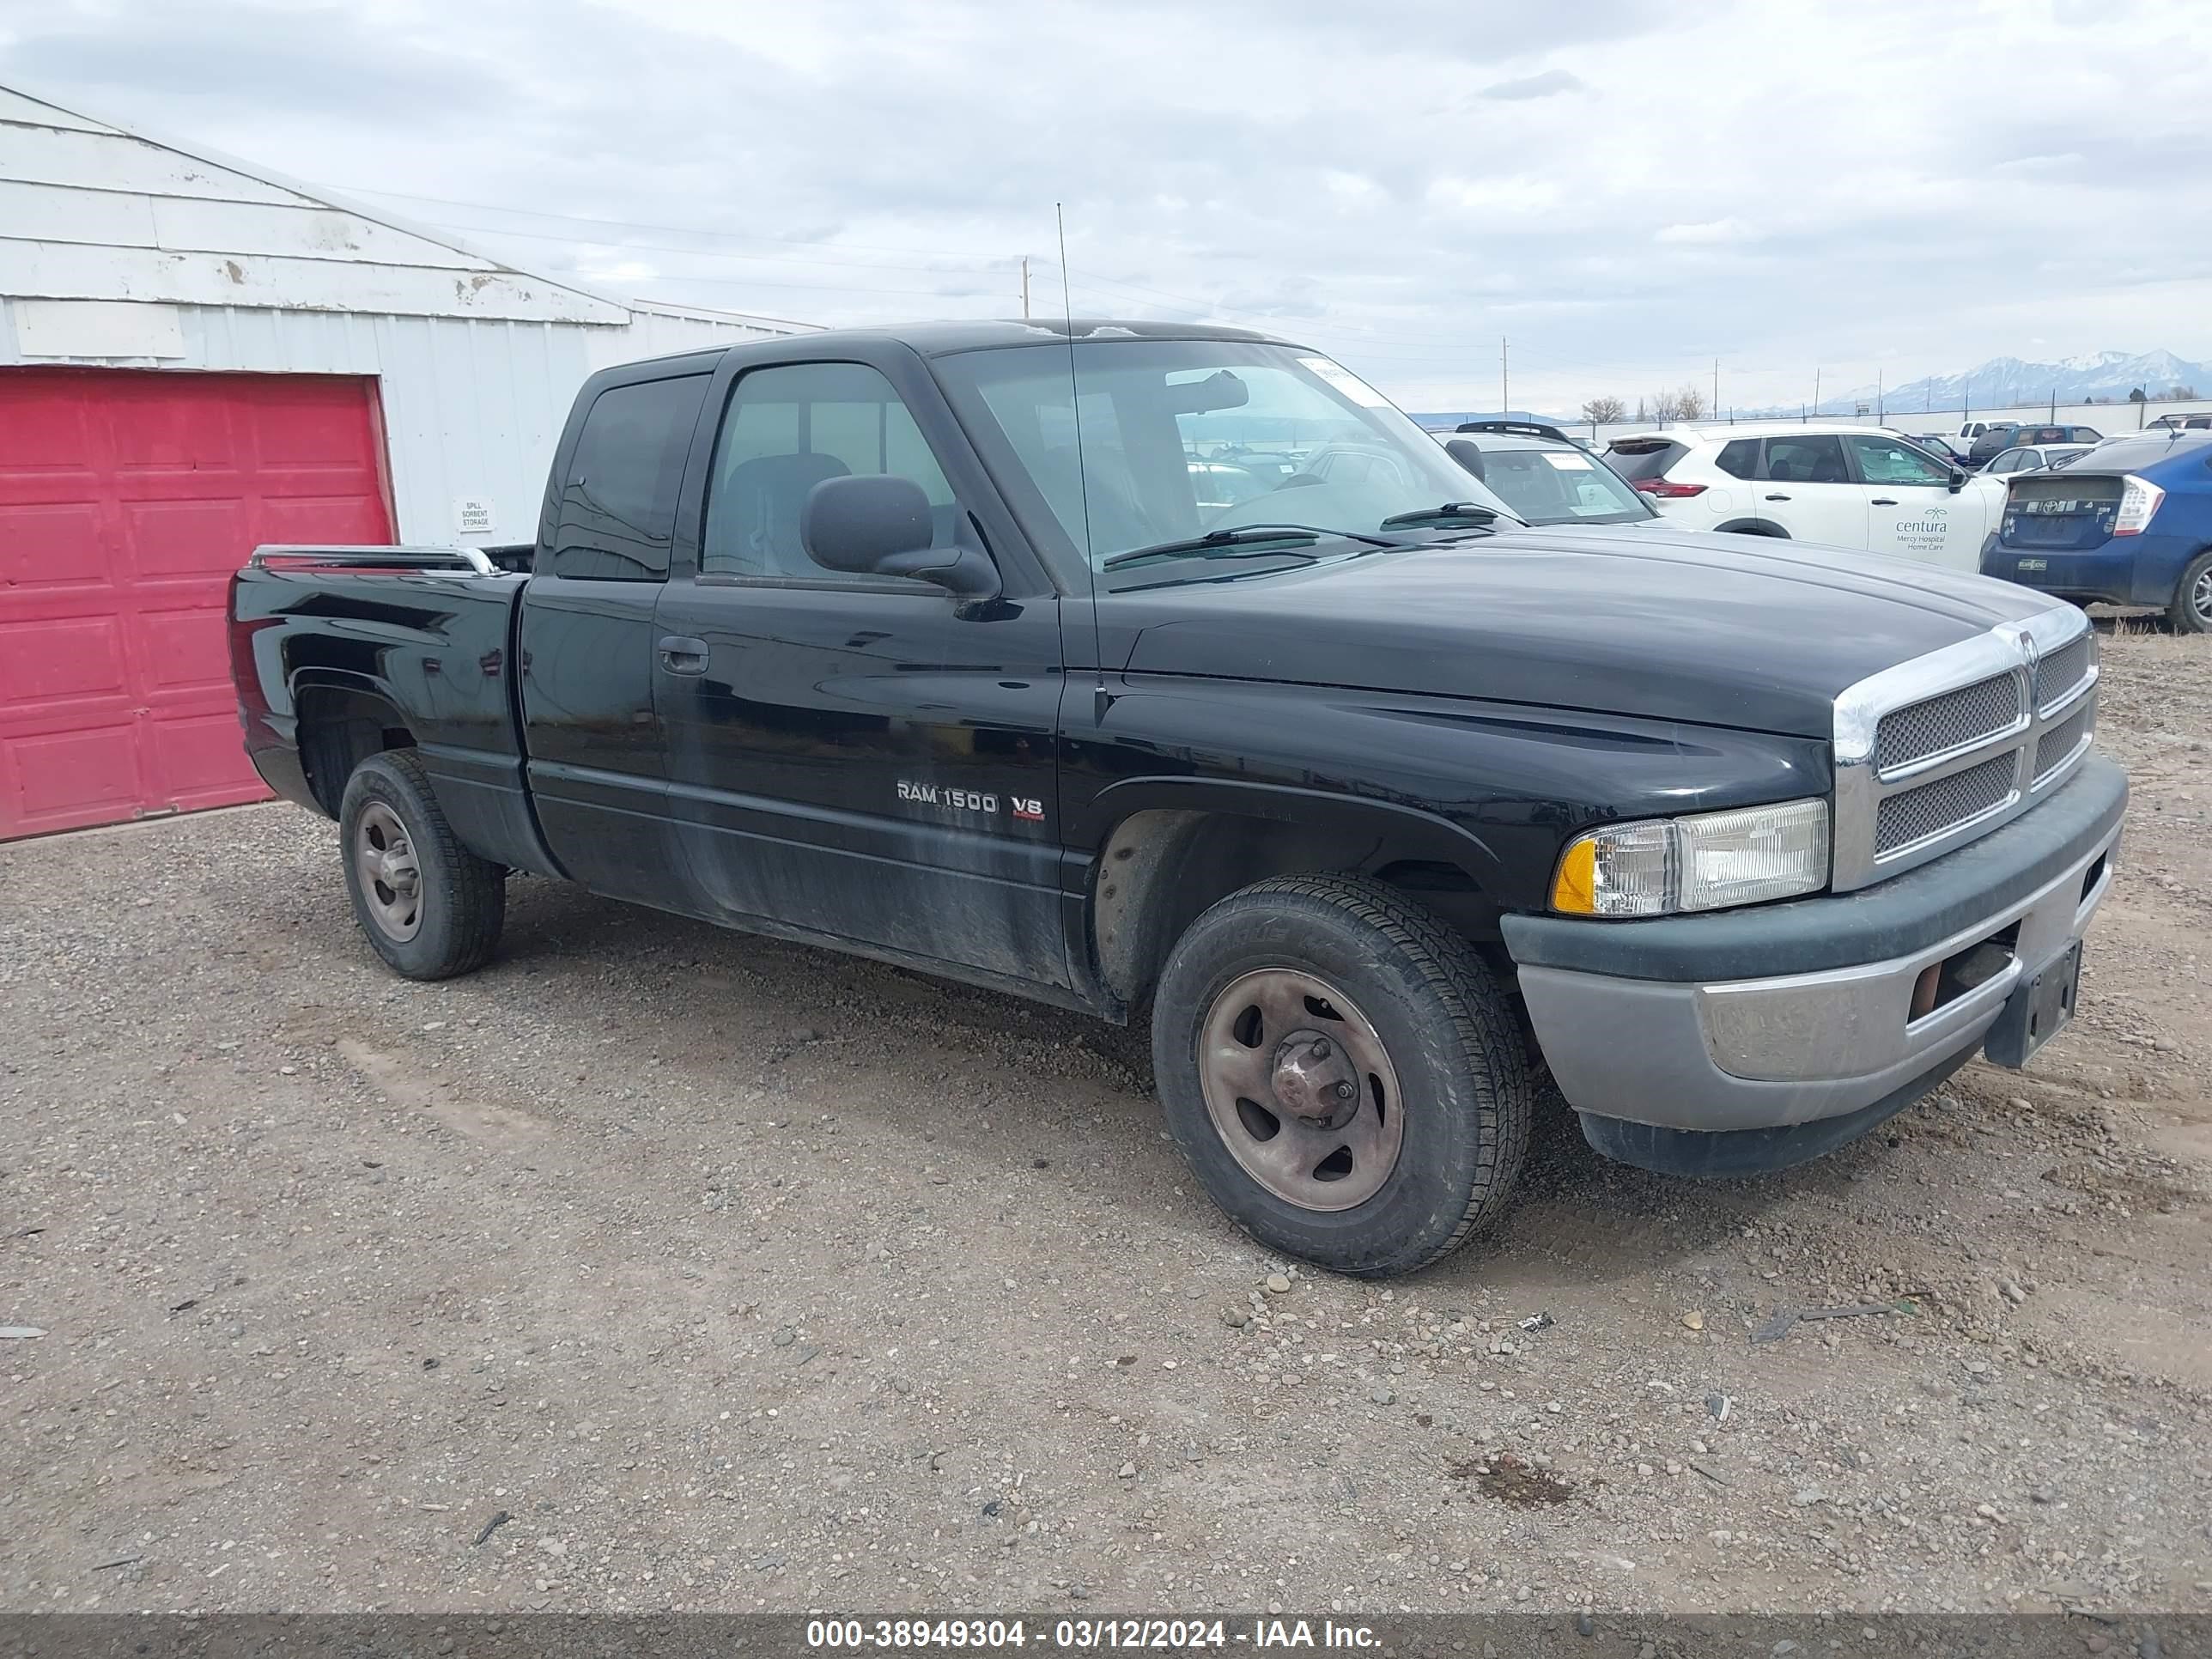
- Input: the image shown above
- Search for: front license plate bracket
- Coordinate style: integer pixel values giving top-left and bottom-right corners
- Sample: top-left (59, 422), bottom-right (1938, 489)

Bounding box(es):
top-left (1984, 941), bottom-right (2081, 1068)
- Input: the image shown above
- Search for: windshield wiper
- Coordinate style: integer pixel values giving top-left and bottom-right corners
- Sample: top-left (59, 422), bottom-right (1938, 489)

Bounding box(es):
top-left (1100, 523), bottom-right (1396, 571)
top-left (1379, 501), bottom-right (1503, 531)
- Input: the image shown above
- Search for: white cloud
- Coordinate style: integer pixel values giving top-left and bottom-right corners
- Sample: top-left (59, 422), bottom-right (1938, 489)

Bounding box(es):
top-left (1481, 68), bottom-right (1584, 100)
top-left (1654, 218), bottom-right (1763, 246)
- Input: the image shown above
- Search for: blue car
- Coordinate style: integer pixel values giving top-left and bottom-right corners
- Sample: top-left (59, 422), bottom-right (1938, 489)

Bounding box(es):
top-left (1982, 432), bottom-right (2212, 631)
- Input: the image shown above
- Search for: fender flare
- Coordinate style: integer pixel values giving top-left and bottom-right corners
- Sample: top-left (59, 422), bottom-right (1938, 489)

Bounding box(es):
top-left (1077, 776), bottom-right (1510, 1001)
top-left (287, 665), bottom-right (409, 721)
top-left (1079, 775), bottom-right (1504, 879)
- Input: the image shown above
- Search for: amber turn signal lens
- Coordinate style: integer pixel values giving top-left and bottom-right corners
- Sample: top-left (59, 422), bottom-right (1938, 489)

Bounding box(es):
top-left (1552, 838), bottom-right (1598, 915)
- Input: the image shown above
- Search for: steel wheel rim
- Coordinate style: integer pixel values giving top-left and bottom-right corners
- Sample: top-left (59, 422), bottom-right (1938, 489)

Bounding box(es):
top-left (1197, 968), bottom-right (1405, 1212)
top-left (2193, 565), bottom-right (2212, 624)
top-left (354, 801), bottom-right (423, 941)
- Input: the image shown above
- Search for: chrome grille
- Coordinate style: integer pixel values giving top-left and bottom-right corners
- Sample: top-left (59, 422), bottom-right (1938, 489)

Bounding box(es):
top-left (1833, 611), bottom-right (2099, 890)
top-left (2033, 635), bottom-right (2091, 712)
top-left (1872, 672), bottom-right (2023, 774)
top-left (1875, 754), bottom-right (2019, 854)
top-left (2033, 702), bottom-right (2094, 784)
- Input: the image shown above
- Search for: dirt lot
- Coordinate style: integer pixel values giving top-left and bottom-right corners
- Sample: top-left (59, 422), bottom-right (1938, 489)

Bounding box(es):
top-left (3, 631), bottom-right (2209, 1619)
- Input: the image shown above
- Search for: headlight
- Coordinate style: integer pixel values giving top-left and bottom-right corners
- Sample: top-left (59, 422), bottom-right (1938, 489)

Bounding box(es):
top-left (1551, 799), bottom-right (1830, 917)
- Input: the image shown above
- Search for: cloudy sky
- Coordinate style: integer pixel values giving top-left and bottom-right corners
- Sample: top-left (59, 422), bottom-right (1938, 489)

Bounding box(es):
top-left (3, 0), bottom-right (2208, 413)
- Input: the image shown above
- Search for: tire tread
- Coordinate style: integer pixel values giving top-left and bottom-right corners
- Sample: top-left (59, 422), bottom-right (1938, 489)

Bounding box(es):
top-left (1156, 872), bottom-right (1532, 1276)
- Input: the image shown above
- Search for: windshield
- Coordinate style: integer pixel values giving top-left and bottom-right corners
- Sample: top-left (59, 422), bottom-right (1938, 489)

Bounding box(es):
top-left (1457, 441), bottom-right (1653, 525)
top-left (932, 339), bottom-right (1520, 586)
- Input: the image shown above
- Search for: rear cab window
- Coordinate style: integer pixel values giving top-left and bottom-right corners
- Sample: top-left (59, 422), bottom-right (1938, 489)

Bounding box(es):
top-left (548, 375), bottom-right (711, 580)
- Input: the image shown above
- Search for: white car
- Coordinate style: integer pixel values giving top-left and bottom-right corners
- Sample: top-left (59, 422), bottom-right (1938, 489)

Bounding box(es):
top-left (1980, 442), bottom-right (2092, 478)
top-left (1602, 423), bottom-right (2008, 570)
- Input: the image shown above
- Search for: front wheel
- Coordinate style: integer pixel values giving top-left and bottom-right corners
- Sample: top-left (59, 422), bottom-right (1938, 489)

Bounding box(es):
top-left (2170, 550), bottom-right (2212, 635)
top-left (1152, 875), bottom-right (1532, 1277)
top-left (338, 750), bottom-right (506, 980)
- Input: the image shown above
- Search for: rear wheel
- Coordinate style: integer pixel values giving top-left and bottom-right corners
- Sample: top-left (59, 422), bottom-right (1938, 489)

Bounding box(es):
top-left (2169, 551), bottom-right (2212, 635)
top-left (1152, 874), bottom-right (1531, 1277)
top-left (338, 750), bottom-right (506, 980)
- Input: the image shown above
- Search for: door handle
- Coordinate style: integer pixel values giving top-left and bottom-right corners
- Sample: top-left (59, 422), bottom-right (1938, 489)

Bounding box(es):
top-left (1763, 493), bottom-right (1791, 501)
top-left (657, 635), bottom-right (708, 676)
top-left (1870, 497), bottom-right (1900, 506)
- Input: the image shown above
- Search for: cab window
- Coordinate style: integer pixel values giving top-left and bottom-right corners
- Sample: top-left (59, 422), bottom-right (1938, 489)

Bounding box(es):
top-left (1756, 434), bottom-right (1849, 483)
top-left (1846, 434), bottom-right (1951, 485)
top-left (701, 362), bottom-right (957, 580)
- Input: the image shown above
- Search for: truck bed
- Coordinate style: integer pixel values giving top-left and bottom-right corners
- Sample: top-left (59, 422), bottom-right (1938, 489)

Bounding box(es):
top-left (229, 544), bottom-right (546, 872)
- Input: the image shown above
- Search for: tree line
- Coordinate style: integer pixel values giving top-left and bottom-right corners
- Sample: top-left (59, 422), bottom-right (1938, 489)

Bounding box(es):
top-left (1579, 385), bottom-right (1706, 427)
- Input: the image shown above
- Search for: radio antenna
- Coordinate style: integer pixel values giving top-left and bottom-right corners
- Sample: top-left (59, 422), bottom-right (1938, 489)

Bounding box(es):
top-left (1055, 203), bottom-right (1106, 716)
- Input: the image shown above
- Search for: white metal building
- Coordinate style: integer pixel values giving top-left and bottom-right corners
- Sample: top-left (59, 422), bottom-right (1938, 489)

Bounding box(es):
top-left (0, 83), bottom-right (808, 840)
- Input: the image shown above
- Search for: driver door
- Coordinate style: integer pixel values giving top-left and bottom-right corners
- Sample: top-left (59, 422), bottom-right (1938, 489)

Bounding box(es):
top-left (1845, 433), bottom-right (1979, 570)
top-left (650, 349), bottom-right (1072, 989)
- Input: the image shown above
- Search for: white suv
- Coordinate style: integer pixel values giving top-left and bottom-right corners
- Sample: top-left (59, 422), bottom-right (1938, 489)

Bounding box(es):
top-left (1603, 423), bottom-right (2008, 570)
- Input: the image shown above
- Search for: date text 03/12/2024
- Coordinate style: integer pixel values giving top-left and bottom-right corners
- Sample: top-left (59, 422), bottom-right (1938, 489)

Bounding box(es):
top-left (804, 1617), bottom-right (1380, 1649)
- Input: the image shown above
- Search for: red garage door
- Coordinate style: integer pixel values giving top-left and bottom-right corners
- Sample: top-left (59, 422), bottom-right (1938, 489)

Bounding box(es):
top-left (0, 369), bottom-right (392, 841)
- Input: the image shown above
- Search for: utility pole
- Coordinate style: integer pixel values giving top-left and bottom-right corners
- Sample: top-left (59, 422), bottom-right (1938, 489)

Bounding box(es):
top-left (1877, 368), bottom-right (1884, 424)
top-left (1712, 357), bottom-right (1719, 422)
top-left (1020, 257), bottom-right (1030, 320)
top-left (1813, 367), bottom-right (1820, 420)
top-left (2049, 386), bottom-right (2057, 421)
top-left (1500, 337), bottom-right (1509, 417)
top-left (1964, 380), bottom-right (1971, 424)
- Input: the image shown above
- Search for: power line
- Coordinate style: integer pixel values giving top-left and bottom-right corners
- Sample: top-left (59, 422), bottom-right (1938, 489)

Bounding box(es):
top-left (335, 182), bottom-right (1006, 263)
top-left (411, 216), bottom-right (1015, 278)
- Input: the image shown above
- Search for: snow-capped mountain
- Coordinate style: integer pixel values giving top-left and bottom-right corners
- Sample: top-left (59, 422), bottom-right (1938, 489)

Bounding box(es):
top-left (1816, 349), bottom-right (2208, 416)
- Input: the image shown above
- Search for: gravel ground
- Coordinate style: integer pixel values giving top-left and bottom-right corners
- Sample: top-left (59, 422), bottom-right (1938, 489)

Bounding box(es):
top-left (2, 630), bottom-right (2209, 1619)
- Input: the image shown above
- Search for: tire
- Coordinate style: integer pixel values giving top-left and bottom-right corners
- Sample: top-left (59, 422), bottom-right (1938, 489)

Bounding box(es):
top-left (1152, 874), bottom-right (1532, 1277)
top-left (337, 750), bottom-right (506, 980)
top-left (2168, 550), bottom-right (2212, 635)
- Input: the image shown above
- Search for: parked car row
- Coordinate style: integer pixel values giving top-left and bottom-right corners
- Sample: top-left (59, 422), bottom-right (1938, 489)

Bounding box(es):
top-left (1408, 414), bottom-right (2210, 631)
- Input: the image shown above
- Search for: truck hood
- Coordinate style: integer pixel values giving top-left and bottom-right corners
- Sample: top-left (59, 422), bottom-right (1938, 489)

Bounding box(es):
top-left (1109, 524), bottom-right (2063, 739)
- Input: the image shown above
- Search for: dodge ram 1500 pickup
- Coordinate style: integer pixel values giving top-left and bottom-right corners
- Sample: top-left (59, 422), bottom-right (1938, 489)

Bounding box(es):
top-left (230, 320), bottom-right (2124, 1276)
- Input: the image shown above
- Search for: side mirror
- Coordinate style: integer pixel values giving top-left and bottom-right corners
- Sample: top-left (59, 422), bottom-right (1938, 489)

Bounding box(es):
top-left (1947, 468), bottom-right (1966, 493)
top-left (800, 474), bottom-right (1000, 599)
top-left (1443, 438), bottom-right (1488, 481)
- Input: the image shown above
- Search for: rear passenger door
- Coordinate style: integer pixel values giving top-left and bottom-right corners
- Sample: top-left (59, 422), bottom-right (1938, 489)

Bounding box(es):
top-left (518, 369), bottom-right (710, 903)
top-left (650, 346), bottom-right (1073, 990)
top-left (1751, 434), bottom-right (1866, 547)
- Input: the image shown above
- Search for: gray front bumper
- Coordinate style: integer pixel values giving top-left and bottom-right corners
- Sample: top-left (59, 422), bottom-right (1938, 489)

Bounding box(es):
top-left (1504, 756), bottom-right (2125, 1135)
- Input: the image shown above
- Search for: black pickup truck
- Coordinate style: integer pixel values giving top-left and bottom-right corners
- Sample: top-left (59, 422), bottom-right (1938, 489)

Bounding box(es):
top-left (230, 320), bottom-right (2124, 1276)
